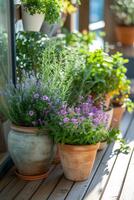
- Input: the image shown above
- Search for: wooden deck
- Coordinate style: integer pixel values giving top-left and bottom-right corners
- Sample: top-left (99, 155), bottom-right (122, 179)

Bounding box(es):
top-left (0, 112), bottom-right (134, 200)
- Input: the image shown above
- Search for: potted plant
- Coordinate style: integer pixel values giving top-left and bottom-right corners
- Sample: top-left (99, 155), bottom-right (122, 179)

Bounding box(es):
top-left (0, 78), bottom-right (57, 180)
top-left (66, 50), bottom-right (128, 109)
top-left (111, 82), bottom-right (134, 128)
top-left (21, 0), bottom-right (62, 31)
top-left (111, 0), bottom-right (134, 45)
top-left (49, 96), bottom-right (116, 181)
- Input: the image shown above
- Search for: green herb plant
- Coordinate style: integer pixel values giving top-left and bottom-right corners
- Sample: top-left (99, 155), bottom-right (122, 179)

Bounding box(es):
top-left (21, 0), bottom-right (62, 23)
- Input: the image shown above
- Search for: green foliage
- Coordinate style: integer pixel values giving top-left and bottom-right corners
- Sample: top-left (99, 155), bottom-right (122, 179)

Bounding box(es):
top-left (111, 0), bottom-right (134, 25)
top-left (16, 31), bottom-right (48, 81)
top-left (21, 0), bottom-right (62, 23)
top-left (66, 50), bottom-right (129, 105)
top-left (63, 31), bottom-right (96, 50)
top-left (0, 77), bottom-right (59, 127)
top-left (41, 38), bottom-right (85, 102)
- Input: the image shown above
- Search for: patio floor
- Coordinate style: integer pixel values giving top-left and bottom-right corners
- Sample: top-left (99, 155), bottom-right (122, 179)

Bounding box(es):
top-left (0, 112), bottom-right (134, 200)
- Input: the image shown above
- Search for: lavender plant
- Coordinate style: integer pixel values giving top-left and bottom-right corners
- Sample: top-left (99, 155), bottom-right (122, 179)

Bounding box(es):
top-left (49, 96), bottom-right (120, 145)
top-left (0, 77), bottom-right (60, 128)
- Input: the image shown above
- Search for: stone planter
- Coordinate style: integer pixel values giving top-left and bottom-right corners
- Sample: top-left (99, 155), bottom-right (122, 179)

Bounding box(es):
top-left (111, 105), bottom-right (126, 128)
top-left (116, 25), bottom-right (134, 46)
top-left (21, 6), bottom-right (45, 31)
top-left (8, 125), bottom-right (55, 180)
top-left (58, 143), bottom-right (99, 181)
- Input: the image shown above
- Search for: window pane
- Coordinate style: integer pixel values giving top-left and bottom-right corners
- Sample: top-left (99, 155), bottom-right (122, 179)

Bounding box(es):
top-left (90, 0), bottom-right (104, 23)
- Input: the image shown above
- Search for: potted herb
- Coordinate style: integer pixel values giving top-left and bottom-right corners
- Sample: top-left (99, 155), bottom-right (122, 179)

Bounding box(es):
top-left (111, 0), bottom-right (134, 45)
top-left (66, 50), bottom-right (128, 109)
top-left (21, 0), bottom-right (62, 31)
top-left (111, 80), bottom-right (134, 128)
top-left (0, 78), bottom-right (57, 180)
top-left (50, 96), bottom-right (116, 181)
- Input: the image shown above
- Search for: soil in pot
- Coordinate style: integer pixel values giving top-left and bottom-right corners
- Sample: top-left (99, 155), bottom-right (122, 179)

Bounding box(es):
top-left (8, 125), bottom-right (55, 180)
top-left (111, 105), bottom-right (125, 128)
top-left (58, 143), bottom-right (99, 181)
top-left (115, 26), bottom-right (134, 46)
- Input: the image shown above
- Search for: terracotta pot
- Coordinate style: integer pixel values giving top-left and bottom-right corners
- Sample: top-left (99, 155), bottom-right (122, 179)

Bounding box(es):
top-left (98, 141), bottom-right (107, 151)
top-left (8, 125), bottom-right (55, 180)
top-left (105, 94), bottom-right (111, 110)
top-left (105, 108), bottom-right (113, 130)
top-left (115, 25), bottom-right (134, 46)
top-left (58, 143), bottom-right (99, 181)
top-left (111, 105), bottom-right (126, 128)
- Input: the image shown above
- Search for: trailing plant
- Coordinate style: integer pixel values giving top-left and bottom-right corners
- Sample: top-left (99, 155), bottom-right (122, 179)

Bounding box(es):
top-left (21, 0), bottom-right (62, 23)
top-left (111, 0), bottom-right (134, 25)
top-left (16, 31), bottom-right (48, 82)
top-left (0, 77), bottom-right (60, 128)
top-left (66, 50), bottom-right (129, 106)
top-left (49, 96), bottom-right (120, 145)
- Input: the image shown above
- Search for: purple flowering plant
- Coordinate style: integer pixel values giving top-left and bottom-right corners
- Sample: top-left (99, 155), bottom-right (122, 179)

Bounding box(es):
top-left (0, 78), bottom-right (60, 128)
top-left (50, 96), bottom-right (120, 145)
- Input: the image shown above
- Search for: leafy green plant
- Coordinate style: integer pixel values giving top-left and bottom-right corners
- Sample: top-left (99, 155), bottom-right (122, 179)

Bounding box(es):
top-left (63, 31), bottom-right (96, 50)
top-left (21, 0), bottom-right (62, 23)
top-left (16, 31), bottom-right (48, 81)
top-left (111, 0), bottom-right (134, 25)
top-left (49, 96), bottom-right (119, 145)
top-left (41, 38), bottom-right (85, 102)
top-left (66, 50), bottom-right (129, 105)
top-left (0, 77), bottom-right (60, 127)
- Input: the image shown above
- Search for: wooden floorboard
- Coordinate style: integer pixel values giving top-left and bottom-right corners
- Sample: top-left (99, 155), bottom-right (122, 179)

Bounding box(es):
top-left (100, 114), bottom-right (134, 200)
top-left (119, 149), bottom-right (134, 200)
top-left (0, 112), bottom-right (133, 200)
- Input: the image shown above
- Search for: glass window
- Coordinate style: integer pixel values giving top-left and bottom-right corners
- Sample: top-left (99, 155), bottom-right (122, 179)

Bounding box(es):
top-left (90, 0), bottom-right (104, 23)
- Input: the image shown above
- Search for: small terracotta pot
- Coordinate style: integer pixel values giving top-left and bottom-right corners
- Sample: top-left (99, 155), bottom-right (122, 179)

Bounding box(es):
top-left (105, 108), bottom-right (113, 130)
top-left (98, 141), bottom-right (107, 151)
top-left (58, 143), bottom-right (99, 181)
top-left (105, 94), bottom-right (111, 110)
top-left (115, 25), bottom-right (134, 46)
top-left (111, 105), bottom-right (126, 128)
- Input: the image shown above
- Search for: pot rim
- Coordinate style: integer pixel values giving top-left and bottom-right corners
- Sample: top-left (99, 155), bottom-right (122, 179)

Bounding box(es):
top-left (58, 143), bottom-right (100, 151)
top-left (11, 124), bottom-right (41, 134)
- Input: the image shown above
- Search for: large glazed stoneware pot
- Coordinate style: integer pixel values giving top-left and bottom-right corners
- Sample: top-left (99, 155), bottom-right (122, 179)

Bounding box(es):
top-left (115, 26), bottom-right (134, 46)
top-left (58, 143), bottom-right (99, 181)
top-left (111, 105), bottom-right (125, 128)
top-left (8, 125), bottom-right (55, 180)
top-left (21, 6), bottom-right (45, 31)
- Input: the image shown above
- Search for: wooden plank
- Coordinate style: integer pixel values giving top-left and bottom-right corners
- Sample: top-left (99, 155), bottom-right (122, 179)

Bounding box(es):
top-left (14, 166), bottom-right (55, 200)
top-left (31, 165), bottom-right (63, 200)
top-left (48, 177), bottom-right (73, 200)
top-left (14, 179), bottom-right (43, 200)
top-left (0, 177), bottom-right (27, 200)
top-left (100, 116), bottom-right (134, 200)
top-left (0, 167), bottom-right (15, 192)
top-left (79, 0), bottom-right (89, 31)
top-left (119, 149), bottom-right (134, 200)
top-left (67, 112), bottom-right (132, 200)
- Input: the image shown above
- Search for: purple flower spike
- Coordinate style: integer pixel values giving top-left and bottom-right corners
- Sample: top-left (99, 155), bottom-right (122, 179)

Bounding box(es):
top-left (33, 93), bottom-right (39, 99)
top-left (63, 117), bottom-right (70, 123)
top-left (71, 118), bottom-right (78, 124)
top-left (29, 111), bottom-right (34, 116)
top-left (42, 95), bottom-right (50, 101)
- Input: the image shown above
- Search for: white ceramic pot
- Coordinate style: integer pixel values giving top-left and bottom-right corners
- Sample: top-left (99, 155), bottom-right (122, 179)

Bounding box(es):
top-left (21, 6), bottom-right (45, 31)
